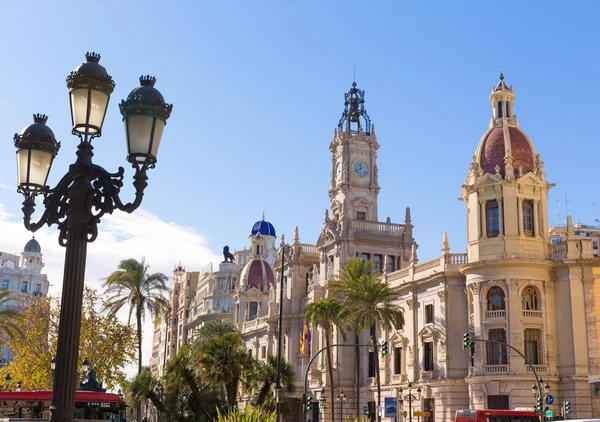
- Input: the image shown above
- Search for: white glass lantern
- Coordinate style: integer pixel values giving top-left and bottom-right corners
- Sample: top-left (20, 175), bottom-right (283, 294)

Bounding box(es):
top-left (14, 114), bottom-right (61, 195)
top-left (120, 75), bottom-right (172, 167)
top-left (66, 52), bottom-right (115, 139)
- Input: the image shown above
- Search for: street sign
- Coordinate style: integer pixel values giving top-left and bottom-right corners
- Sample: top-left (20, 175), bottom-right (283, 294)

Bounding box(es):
top-left (414, 412), bottom-right (431, 417)
top-left (384, 397), bottom-right (398, 418)
top-left (546, 394), bottom-right (554, 405)
top-left (403, 411), bottom-right (408, 417)
top-left (546, 409), bottom-right (554, 418)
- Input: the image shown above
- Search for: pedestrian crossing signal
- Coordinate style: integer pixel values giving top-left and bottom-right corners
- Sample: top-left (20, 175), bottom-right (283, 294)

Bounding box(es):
top-left (363, 405), bottom-right (370, 415)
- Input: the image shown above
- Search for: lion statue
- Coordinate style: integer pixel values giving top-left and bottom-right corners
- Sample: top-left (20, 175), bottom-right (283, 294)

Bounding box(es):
top-left (222, 245), bottom-right (235, 263)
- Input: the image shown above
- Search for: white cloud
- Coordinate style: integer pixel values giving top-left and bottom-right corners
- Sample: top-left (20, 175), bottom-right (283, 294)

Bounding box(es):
top-left (0, 202), bottom-right (220, 380)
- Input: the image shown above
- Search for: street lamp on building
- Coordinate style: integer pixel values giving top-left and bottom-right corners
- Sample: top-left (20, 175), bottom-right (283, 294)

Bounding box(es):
top-left (13, 53), bottom-right (172, 422)
top-left (336, 390), bottom-right (347, 422)
top-left (318, 389), bottom-right (326, 420)
top-left (399, 382), bottom-right (422, 422)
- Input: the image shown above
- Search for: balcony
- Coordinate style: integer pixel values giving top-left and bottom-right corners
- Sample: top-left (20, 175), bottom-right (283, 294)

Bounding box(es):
top-left (522, 310), bottom-right (542, 319)
top-left (484, 364), bottom-right (508, 374)
top-left (526, 365), bottom-right (547, 374)
top-left (485, 310), bottom-right (506, 320)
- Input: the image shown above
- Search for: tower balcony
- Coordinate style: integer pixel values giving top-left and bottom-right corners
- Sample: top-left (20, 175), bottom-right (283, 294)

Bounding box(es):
top-left (522, 310), bottom-right (542, 319)
top-left (348, 219), bottom-right (406, 236)
top-left (484, 364), bottom-right (508, 374)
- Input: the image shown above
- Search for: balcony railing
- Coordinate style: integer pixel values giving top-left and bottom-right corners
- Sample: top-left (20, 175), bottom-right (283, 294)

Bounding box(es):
top-left (526, 364), bottom-right (547, 373)
top-left (522, 310), bottom-right (542, 319)
top-left (349, 219), bottom-right (406, 235)
top-left (484, 364), bottom-right (508, 374)
top-left (485, 310), bottom-right (506, 319)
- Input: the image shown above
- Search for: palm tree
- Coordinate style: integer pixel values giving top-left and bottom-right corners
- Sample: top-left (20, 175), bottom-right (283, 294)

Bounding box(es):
top-left (0, 289), bottom-right (22, 340)
top-left (253, 355), bottom-right (295, 408)
top-left (127, 367), bottom-right (164, 415)
top-left (102, 257), bottom-right (169, 374)
top-left (329, 258), bottom-right (404, 422)
top-left (198, 331), bottom-right (254, 407)
top-left (303, 298), bottom-right (343, 422)
top-left (194, 319), bottom-right (237, 345)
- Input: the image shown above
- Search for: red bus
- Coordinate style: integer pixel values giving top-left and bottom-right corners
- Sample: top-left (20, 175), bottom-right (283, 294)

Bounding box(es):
top-left (0, 390), bottom-right (127, 421)
top-left (456, 409), bottom-right (540, 422)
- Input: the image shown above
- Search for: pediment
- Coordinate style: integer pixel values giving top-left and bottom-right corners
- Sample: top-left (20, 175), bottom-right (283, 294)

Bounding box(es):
top-left (418, 323), bottom-right (439, 341)
top-left (474, 173), bottom-right (503, 187)
top-left (389, 331), bottom-right (408, 345)
top-left (352, 198), bottom-right (369, 208)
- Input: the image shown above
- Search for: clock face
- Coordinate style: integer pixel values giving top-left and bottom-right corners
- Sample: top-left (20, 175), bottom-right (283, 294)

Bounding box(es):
top-left (353, 161), bottom-right (368, 178)
top-left (335, 163), bottom-right (342, 179)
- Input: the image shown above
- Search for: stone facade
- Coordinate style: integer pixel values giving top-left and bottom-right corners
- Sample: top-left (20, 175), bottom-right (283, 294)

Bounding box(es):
top-left (150, 76), bottom-right (600, 422)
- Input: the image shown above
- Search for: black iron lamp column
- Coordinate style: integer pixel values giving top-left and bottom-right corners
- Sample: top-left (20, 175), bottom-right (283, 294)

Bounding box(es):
top-left (275, 237), bottom-right (286, 422)
top-left (336, 390), bottom-right (346, 422)
top-left (319, 389), bottom-right (326, 421)
top-left (399, 382), bottom-right (421, 422)
top-left (13, 52), bottom-right (172, 422)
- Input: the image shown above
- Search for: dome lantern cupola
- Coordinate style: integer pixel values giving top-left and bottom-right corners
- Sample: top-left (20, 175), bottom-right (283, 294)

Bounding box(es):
top-left (489, 71), bottom-right (518, 128)
top-left (338, 81), bottom-right (371, 135)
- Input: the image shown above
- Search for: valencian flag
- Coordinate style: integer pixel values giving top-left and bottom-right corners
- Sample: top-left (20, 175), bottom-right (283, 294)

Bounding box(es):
top-left (299, 321), bottom-right (311, 354)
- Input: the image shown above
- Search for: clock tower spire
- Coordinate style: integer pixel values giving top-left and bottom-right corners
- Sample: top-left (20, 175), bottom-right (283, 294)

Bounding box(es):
top-left (329, 81), bottom-right (380, 222)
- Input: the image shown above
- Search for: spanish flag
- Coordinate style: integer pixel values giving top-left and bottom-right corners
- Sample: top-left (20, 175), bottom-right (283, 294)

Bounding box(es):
top-left (300, 321), bottom-right (311, 355)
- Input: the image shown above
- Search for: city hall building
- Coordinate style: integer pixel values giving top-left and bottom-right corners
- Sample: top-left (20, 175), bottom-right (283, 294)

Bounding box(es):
top-left (150, 75), bottom-right (600, 422)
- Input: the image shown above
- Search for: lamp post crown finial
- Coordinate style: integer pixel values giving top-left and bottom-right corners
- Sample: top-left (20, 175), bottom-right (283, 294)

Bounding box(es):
top-left (33, 114), bottom-right (49, 124)
top-left (85, 52), bottom-right (101, 63)
top-left (140, 75), bottom-right (157, 87)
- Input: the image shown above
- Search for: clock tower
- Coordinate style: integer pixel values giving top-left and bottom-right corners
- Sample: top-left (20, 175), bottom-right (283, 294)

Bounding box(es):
top-left (329, 82), bottom-right (380, 222)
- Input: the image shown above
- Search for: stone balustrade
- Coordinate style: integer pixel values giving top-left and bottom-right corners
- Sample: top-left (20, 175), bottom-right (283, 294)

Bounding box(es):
top-left (485, 310), bottom-right (506, 319)
top-left (484, 364), bottom-right (508, 374)
top-left (349, 219), bottom-right (406, 234)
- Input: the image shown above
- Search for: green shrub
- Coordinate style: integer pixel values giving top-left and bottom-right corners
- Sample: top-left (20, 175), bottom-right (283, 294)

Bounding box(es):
top-left (215, 406), bottom-right (276, 422)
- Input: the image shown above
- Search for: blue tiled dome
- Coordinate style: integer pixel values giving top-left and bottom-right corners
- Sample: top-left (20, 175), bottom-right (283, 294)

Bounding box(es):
top-left (24, 237), bottom-right (41, 253)
top-left (251, 220), bottom-right (276, 237)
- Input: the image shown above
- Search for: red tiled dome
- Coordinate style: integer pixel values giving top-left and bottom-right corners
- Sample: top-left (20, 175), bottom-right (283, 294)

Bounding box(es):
top-left (240, 259), bottom-right (275, 289)
top-left (480, 126), bottom-right (534, 177)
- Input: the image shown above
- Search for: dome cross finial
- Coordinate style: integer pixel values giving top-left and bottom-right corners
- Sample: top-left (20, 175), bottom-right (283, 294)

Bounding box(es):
top-left (499, 70), bottom-right (504, 81)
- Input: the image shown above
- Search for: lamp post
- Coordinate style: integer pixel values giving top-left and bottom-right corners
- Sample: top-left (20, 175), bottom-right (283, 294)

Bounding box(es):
top-left (15, 381), bottom-right (22, 392)
top-left (13, 52), bottom-right (172, 422)
top-left (5, 374), bottom-right (11, 390)
top-left (319, 389), bottom-right (326, 422)
top-left (399, 382), bottom-right (421, 422)
top-left (336, 390), bottom-right (346, 422)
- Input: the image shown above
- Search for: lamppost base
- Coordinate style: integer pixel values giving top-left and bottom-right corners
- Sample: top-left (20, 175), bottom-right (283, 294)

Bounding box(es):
top-left (50, 405), bottom-right (75, 422)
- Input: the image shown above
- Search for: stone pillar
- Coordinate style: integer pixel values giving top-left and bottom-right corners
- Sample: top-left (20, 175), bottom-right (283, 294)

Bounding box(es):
top-left (480, 201), bottom-right (487, 239)
top-left (468, 283), bottom-right (484, 374)
top-left (533, 200), bottom-right (540, 238)
top-left (507, 279), bottom-right (522, 372)
top-left (517, 198), bottom-right (523, 235)
top-left (498, 198), bottom-right (504, 236)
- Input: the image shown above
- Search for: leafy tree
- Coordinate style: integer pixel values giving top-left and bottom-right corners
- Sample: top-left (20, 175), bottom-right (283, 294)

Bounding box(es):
top-left (127, 367), bottom-right (163, 414)
top-left (303, 298), bottom-right (343, 422)
top-left (0, 288), bottom-right (136, 390)
top-left (102, 257), bottom-right (169, 374)
top-left (329, 258), bottom-right (404, 422)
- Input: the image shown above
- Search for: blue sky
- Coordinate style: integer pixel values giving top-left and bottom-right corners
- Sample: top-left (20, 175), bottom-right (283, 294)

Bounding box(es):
top-left (0, 1), bottom-right (598, 371)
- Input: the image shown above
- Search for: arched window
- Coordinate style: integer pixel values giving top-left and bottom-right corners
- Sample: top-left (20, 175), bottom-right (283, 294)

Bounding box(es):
top-left (487, 287), bottom-right (505, 311)
top-left (521, 286), bottom-right (539, 310)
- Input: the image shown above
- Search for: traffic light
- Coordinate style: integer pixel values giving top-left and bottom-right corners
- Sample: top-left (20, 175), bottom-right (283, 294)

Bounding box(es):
top-left (564, 401), bottom-right (571, 415)
top-left (232, 403), bottom-right (238, 411)
top-left (305, 393), bottom-right (313, 412)
top-left (381, 341), bottom-right (388, 356)
top-left (462, 332), bottom-right (473, 350)
top-left (535, 397), bottom-right (543, 413)
top-left (363, 405), bottom-right (370, 415)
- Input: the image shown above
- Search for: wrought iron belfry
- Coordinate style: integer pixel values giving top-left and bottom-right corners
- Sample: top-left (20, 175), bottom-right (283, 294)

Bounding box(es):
top-left (338, 81), bottom-right (371, 135)
top-left (13, 52), bottom-right (172, 422)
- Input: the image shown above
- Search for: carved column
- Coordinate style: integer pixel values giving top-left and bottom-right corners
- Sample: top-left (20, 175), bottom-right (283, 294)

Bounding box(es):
top-left (507, 279), bottom-right (522, 372)
top-left (517, 198), bottom-right (523, 235)
top-left (468, 282), bottom-right (484, 374)
top-left (533, 200), bottom-right (540, 237)
top-left (480, 200), bottom-right (487, 239)
top-left (498, 197), bottom-right (504, 236)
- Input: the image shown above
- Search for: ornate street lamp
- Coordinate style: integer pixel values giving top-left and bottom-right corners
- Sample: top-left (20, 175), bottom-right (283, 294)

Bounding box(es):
top-left (50, 356), bottom-right (56, 371)
top-left (15, 381), bottom-right (22, 392)
top-left (5, 374), bottom-right (11, 390)
top-left (81, 358), bottom-right (90, 374)
top-left (13, 52), bottom-right (172, 422)
top-left (399, 382), bottom-right (422, 422)
top-left (336, 390), bottom-right (347, 422)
